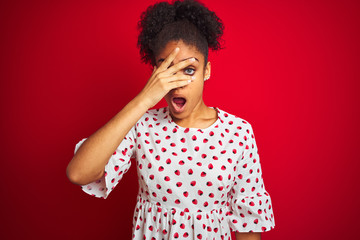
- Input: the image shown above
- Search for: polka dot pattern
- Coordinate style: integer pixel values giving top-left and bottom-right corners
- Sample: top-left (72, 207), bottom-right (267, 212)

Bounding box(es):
top-left (75, 106), bottom-right (275, 239)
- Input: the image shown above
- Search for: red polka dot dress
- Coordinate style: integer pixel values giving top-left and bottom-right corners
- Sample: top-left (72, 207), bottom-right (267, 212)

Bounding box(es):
top-left (75, 106), bottom-right (275, 239)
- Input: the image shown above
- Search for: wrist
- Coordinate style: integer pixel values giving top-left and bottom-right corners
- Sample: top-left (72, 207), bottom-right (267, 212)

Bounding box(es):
top-left (134, 91), bottom-right (154, 110)
top-left (133, 92), bottom-right (153, 110)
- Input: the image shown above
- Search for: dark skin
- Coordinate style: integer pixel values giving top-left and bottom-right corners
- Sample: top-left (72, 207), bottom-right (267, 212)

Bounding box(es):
top-left (235, 232), bottom-right (261, 240)
top-left (155, 40), bottom-right (217, 129)
top-left (155, 40), bottom-right (261, 240)
top-left (67, 39), bottom-right (261, 240)
top-left (67, 41), bottom-right (197, 185)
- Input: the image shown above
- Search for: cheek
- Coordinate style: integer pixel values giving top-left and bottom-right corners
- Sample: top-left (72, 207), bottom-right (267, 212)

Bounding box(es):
top-left (164, 93), bottom-right (172, 102)
top-left (187, 82), bottom-right (204, 98)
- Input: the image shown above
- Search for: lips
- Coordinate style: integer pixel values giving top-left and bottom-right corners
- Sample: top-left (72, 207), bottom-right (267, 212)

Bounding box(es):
top-left (171, 95), bottom-right (187, 113)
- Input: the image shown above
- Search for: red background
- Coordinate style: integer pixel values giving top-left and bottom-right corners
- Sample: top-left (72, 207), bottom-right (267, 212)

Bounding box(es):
top-left (1, 0), bottom-right (359, 239)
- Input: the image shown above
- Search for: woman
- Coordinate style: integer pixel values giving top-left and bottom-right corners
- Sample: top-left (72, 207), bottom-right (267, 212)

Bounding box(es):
top-left (66, 0), bottom-right (275, 239)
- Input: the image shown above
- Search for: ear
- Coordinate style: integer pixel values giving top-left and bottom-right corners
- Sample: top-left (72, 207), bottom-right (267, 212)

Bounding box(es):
top-left (204, 61), bottom-right (211, 80)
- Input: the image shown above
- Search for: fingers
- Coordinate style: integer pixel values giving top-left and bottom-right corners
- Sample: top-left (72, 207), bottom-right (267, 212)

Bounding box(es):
top-left (162, 74), bottom-right (194, 91)
top-left (156, 48), bottom-right (197, 77)
top-left (167, 58), bottom-right (196, 75)
top-left (165, 74), bottom-right (195, 83)
top-left (168, 78), bottom-right (193, 90)
top-left (157, 47), bottom-right (180, 72)
top-left (156, 57), bottom-right (196, 78)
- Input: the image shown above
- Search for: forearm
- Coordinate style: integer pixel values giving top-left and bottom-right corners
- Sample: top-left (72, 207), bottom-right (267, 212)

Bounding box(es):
top-left (235, 232), bottom-right (261, 240)
top-left (66, 94), bottom-right (149, 185)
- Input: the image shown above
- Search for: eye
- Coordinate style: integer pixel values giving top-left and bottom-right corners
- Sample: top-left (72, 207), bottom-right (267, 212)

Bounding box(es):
top-left (184, 68), bottom-right (195, 75)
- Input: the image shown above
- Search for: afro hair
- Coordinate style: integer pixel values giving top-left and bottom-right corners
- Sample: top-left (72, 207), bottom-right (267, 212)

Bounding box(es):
top-left (137, 0), bottom-right (224, 65)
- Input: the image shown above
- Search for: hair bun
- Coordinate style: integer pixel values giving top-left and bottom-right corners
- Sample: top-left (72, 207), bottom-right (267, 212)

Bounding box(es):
top-left (174, 0), bottom-right (224, 50)
top-left (138, 0), bottom-right (224, 64)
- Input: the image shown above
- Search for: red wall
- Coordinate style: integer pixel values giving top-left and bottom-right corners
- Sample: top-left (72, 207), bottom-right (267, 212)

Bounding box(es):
top-left (1, 0), bottom-right (359, 239)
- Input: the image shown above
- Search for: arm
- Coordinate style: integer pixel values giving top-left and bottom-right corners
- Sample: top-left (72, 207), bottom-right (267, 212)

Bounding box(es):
top-left (66, 95), bottom-right (149, 185)
top-left (66, 47), bottom-right (195, 185)
top-left (235, 232), bottom-right (261, 240)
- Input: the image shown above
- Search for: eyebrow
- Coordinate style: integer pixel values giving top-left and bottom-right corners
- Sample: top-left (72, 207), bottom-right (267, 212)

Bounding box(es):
top-left (157, 57), bottom-right (199, 63)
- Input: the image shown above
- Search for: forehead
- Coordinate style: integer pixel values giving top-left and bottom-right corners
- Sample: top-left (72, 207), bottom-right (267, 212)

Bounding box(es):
top-left (156, 40), bottom-right (205, 63)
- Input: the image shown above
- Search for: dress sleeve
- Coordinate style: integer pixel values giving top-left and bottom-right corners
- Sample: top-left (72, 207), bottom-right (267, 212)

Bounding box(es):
top-left (227, 123), bottom-right (275, 232)
top-left (74, 125), bottom-right (137, 199)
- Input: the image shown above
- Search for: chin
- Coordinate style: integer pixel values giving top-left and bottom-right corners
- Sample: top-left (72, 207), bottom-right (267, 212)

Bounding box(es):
top-left (168, 103), bottom-right (187, 117)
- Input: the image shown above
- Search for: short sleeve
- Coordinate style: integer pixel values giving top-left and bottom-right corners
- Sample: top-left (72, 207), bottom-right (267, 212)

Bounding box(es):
top-left (226, 123), bottom-right (275, 232)
top-left (74, 125), bottom-right (137, 199)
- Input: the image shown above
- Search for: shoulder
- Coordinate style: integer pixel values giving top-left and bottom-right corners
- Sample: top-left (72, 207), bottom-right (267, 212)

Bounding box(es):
top-left (217, 107), bottom-right (257, 141)
top-left (145, 107), bottom-right (168, 117)
top-left (135, 107), bottom-right (168, 128)
top-left (142, 107), bottom-right (168, 121)
top-left (218, 107), bottom-right (254, 130)
top-left (217, 107), bottom-right (257, 142)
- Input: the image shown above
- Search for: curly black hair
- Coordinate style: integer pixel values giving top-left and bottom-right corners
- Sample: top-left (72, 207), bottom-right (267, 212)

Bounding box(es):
top-left (137, 0), bottom-right (224, 66)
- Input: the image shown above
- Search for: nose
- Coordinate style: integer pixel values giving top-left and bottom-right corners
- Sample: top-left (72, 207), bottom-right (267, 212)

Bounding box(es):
top-left (174, 85), bottom-right (186, 91)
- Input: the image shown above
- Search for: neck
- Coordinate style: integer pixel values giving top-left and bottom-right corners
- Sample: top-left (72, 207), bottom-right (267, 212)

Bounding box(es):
top-left (170, 98), bottom-right (217, 128)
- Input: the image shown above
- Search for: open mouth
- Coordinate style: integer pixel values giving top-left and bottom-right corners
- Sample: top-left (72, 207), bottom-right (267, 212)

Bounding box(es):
top-left (171, 97), bottom-right (187, 112)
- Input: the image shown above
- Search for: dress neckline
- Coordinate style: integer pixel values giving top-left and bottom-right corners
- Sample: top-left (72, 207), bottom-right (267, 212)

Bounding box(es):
top-left (165, 106), bottom-right (221, 132)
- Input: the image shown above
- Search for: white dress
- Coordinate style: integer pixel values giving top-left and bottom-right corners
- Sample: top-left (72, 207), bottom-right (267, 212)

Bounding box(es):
top-left (75, 106), bottom-right (275, 239)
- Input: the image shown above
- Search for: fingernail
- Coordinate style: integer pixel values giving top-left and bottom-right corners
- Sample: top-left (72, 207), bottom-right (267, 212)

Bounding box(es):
top-left (175, 47), bottom-right (180, 52)
top-left (191, 76), bottom-right (195, 80)
top-left (188, 80), bottom-right (192, 83)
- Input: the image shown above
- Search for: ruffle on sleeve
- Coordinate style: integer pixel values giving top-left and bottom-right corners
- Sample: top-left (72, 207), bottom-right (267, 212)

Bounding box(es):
top-left (226, 123), bottom-right (275, 232)
top-left (74, 125), bottom-right (137, 199)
